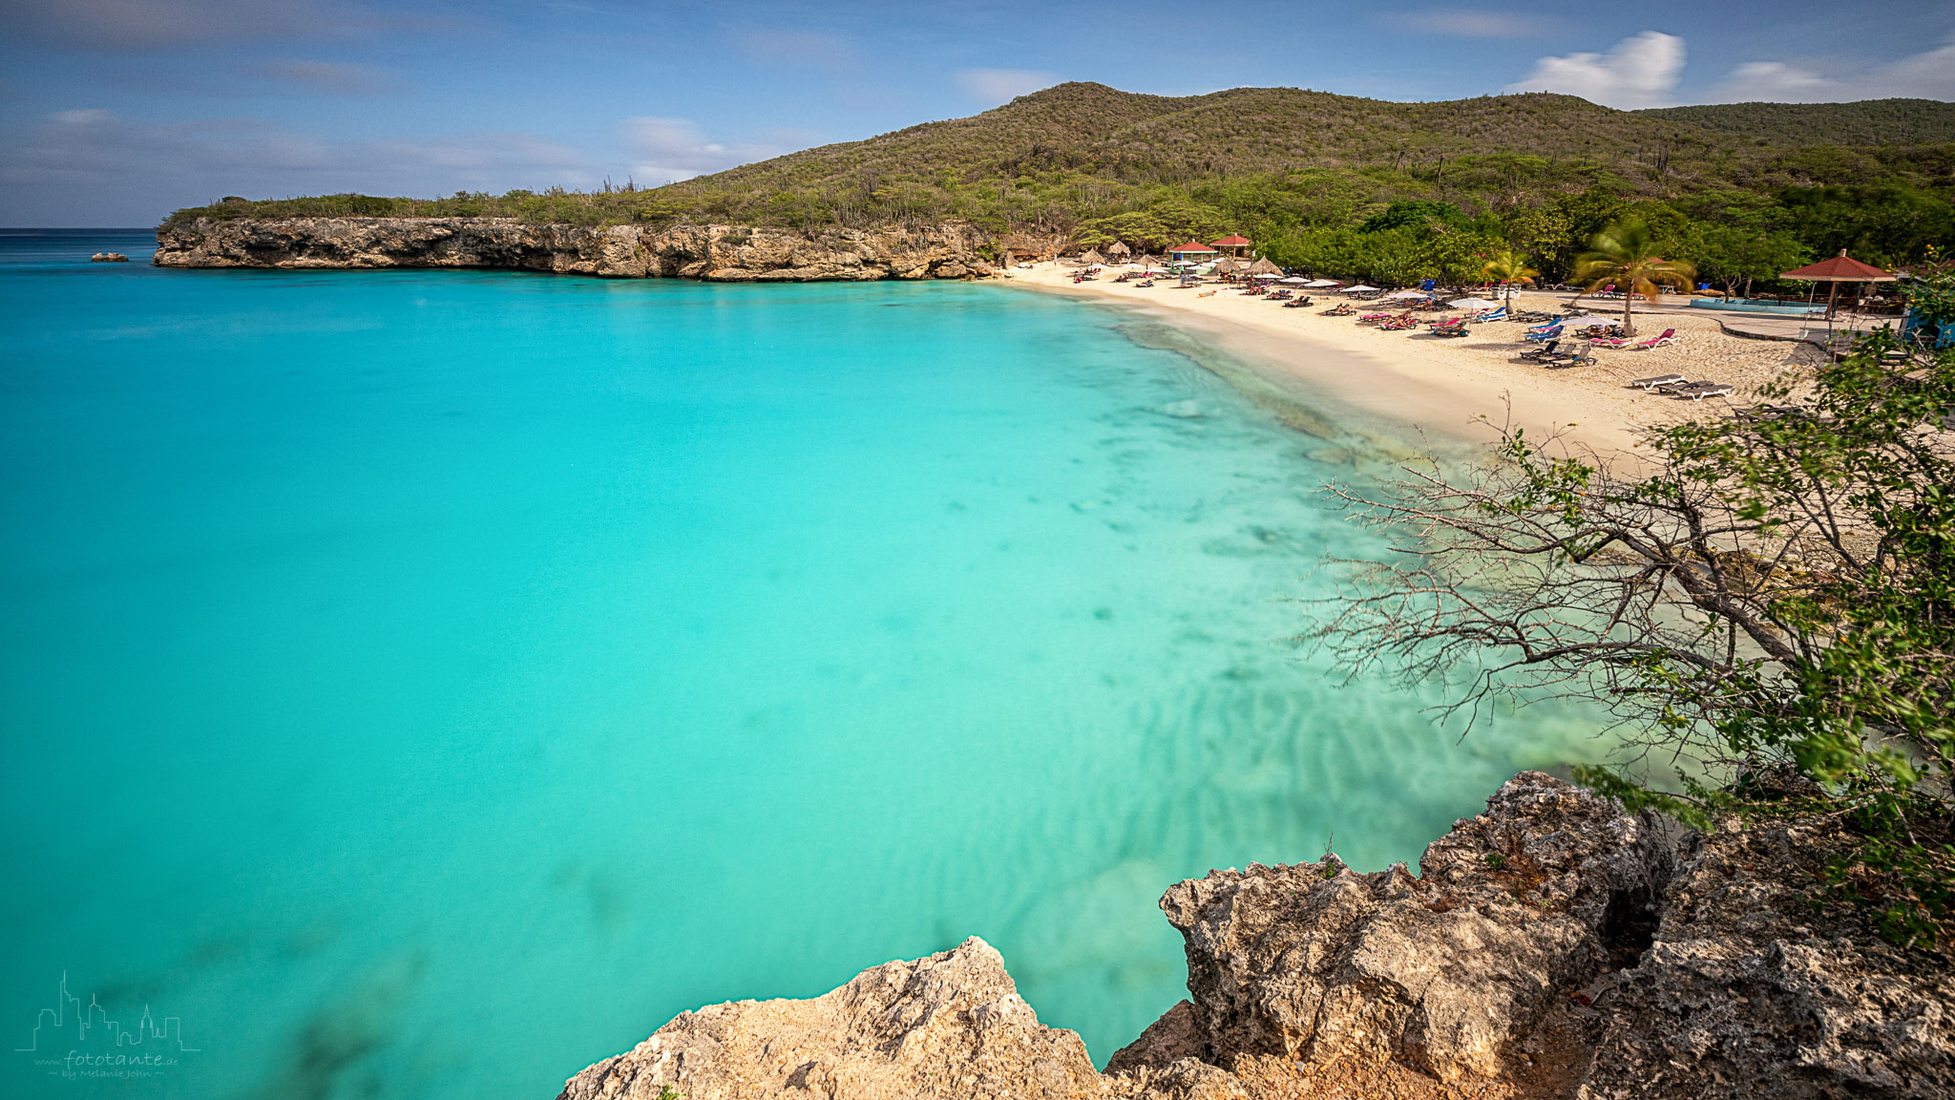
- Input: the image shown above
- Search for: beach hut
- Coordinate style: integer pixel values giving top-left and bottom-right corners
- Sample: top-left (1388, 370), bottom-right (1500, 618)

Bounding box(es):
top-left (1169, 241), bottom-right (1220, 263)
top-left (1211, 234), bottom-right (1252, 258)
top-left (1247, 257), bottom-right (1283, 278)
top-left (1780, 250), bottom-right (1895, 320)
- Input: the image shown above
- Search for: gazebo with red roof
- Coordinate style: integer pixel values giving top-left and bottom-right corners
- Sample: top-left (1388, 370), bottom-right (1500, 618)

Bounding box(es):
top-left (1210, 234), bottom-right (1252, 258)
top-left (1781, 249), bottom-right (1896, 319)
top-left (1165, 239), bottom-right (1212, 267)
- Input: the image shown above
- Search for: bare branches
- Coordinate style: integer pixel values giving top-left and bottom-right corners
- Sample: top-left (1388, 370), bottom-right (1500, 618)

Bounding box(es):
top-left (1312, 344), bottom-right (1955, 798)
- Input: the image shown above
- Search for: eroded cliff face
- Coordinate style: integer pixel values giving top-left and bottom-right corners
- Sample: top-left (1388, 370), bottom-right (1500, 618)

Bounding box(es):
top-left (554, 773), bottom-right (1955, 1100)
top-left (152, 217), bottom-right (995, 280)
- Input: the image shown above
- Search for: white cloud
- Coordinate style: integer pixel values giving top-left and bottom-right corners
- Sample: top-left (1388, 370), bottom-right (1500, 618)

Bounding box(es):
top-left (1880, 39), bottom-right (1955, 98)
top-left (0, 0), bottom-right (448, 51)
top-left (955, 68), bottom-right (1060, 105)
top-left (1708, 37), bottom-right (1955, 104)
top-left (1387, 10), bottom-right (1547, 39)
top-left (728, 27), bottom-right (861, 73)
top-left (1505, 30), bottom-right (1686, 109)
top-left (1715, 61), bottom-right (1840, 102)
top-left (0, 107), bottom-right (596, 222)
top-left (622, 117), bottom-right (775, 185)
top-left (253, 59), bottom-right (398, 95)
top-left (51, 107), bottom-right (115, 126)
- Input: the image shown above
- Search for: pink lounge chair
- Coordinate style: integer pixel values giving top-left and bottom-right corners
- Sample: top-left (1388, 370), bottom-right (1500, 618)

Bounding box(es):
top-left (1632, 329), bottom-right (1680, 351)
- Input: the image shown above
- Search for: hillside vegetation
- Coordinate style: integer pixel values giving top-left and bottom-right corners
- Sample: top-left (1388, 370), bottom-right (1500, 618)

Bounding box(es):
top-left (164, 83), bottom-right (1955, 285)
top-left (1640, 98), bottom-right (1955, 145)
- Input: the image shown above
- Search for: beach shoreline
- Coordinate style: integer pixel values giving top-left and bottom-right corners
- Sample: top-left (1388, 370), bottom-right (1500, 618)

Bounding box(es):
top-left (1000, 262), bottom-right (1830, 461)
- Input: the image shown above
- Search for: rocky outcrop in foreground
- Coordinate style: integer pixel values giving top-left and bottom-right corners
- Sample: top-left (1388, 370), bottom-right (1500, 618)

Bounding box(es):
top-left (153, 217), bottom-right (994, 280)
top-left (557, 773), bottom-right (1955, 1100)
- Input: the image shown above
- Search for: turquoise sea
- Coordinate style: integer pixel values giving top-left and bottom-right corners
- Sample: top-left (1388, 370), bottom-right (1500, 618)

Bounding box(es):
top-left (1, 231), bottom-right (1607, 1099)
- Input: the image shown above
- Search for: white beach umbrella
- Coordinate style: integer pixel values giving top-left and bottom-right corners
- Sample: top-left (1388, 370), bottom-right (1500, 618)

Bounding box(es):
top-left (1448, 296), bottom-right (1500, 309)
top-left (1383, 288), bottom-right (1430, 300)
top-left (1340, 284), bottom-right (1381, 294)
top-left (1557, 313), bottom-right (1619, 328)
top-left (1279, 276), bottom-right (1309, 284)
top-left (1303, 279), bottom-right (1340, 288)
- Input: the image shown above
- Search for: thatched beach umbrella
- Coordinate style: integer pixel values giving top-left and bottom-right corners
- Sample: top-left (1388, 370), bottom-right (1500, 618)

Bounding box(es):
top-left (1080, 248), bottom-right (1108, 266)
top-left (1781, 249), bottom-right (1895, 320)
top-left (1214, 256), bottom-right (1240, 276)
top-left (1106, 241), bottom-right (1131, 258)
top-left (1247, 257), bottom-right (1283, 277)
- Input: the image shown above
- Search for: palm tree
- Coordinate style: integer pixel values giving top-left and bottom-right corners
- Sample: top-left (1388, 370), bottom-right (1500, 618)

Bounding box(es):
top-left (1573, 220), bottom-right (1695, 336)
top-left (1481, 250), bottom-right (1539, 309)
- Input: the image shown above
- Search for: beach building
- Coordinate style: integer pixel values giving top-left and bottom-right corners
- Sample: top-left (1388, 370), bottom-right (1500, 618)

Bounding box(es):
top-left (1210, 234), bottom-right (1252, 258)
top-left (1169, 240), bottom-right (1219, 263)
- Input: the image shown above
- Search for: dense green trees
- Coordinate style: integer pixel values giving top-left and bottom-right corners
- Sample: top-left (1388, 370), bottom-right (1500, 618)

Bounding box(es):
top-left (165, 86), bottom-right (1953, 292)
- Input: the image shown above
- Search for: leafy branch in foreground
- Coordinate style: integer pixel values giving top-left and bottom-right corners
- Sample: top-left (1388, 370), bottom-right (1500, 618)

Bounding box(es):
top-left (1317, 274), bottom-right (1955, 950)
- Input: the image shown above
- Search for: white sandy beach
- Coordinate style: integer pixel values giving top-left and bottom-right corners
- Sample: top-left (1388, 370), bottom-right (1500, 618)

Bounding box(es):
top-left (1005, 262), bottom-right (1830, 458)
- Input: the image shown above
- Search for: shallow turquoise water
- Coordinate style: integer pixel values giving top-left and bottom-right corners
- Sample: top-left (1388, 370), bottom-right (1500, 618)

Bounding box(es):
top-left (1, 232), bottom-right (1607, 1099)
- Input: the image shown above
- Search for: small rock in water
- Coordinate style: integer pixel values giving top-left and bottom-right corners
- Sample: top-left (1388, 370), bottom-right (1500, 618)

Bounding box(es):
top-left (1161, 400), bottom-right (1204, 419)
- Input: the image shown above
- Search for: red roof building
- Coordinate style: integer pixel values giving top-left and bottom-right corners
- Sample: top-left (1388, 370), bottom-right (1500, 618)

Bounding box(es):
top-left (1210, 234), bottom-right (1252, 257)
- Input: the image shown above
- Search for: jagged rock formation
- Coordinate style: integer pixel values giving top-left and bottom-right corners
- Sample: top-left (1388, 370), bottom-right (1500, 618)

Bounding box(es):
top-left (1580, 820), bottom-right (1955, 1099)
top-left (1149, 773), bottom-right (1673, 1085)
top-left (555, 937), bottom-right (1104, 1100)
top-left (554, 773), bottom-right (1955, 1100)
top-left (152, 217), bottom-right (994, 281)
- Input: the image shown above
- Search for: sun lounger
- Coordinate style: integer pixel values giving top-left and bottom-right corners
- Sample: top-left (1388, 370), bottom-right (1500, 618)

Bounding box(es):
top-left (1669, 381), bottom-right (1733, 400)
top-left (1631, 329), bottom-right (1680, 351)
top-left (1630, 373), bottom-right (1687, 390)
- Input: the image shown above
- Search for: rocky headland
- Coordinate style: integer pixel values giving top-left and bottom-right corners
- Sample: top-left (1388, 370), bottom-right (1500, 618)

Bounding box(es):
top-left (152, 217), bottom-right (996, 280)
top-left (555, 773), bottom-right (1953, 1100)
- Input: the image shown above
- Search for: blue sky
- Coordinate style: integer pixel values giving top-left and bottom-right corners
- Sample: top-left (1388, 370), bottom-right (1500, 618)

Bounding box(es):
top-left (4, 0), bottom-right (1953, 225)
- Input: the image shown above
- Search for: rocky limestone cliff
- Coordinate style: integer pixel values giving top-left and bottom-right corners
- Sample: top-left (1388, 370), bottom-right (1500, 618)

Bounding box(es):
top-left (555, 773), bottom-right (1955, 1100)
top-left (153, 217), bottom-right (994, 280)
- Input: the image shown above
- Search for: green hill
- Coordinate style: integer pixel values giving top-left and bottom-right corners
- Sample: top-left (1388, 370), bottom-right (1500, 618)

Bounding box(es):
top-left (164, 83), bottom-right (1955, 280)
top-left (1639, 99), bottom-right (1955, 146)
